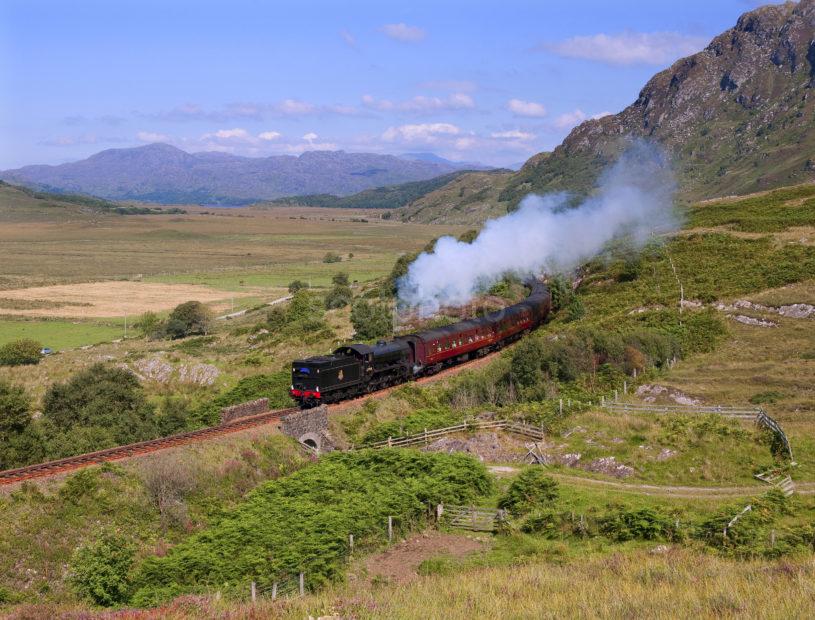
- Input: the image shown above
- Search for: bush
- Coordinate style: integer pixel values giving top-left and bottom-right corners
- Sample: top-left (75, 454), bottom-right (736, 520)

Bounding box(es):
top-left (288, 280), bottom-right (308, 294)
top-left (69, 533), bottom-right (135, 606)
top-left (131, 450), bottom-right (492, 604)
top-left (332, 272), bottom-right (350, 286)
top-left (134, 312), bottom-right (160, 337)
top-left (42, 364), bottom-right (158, 449)
top-left (322, 252), bottom-right (342, 263)
top-left (351, 300), bottom-right (392, 340)
top-left (498, 469), bottom-right (559, 514)
top-left (325, 285), bottom-right (353, 310)
top-left (0, 380), bottom-right (43, 469)
top-left (0, 339), bottom-right (43, 366)
top-left (165, 301), bottom-right (211, 339)
top-left (599, 507), bottom-right (676, 542)
top-left (192, 372), bottom-right (292, 426)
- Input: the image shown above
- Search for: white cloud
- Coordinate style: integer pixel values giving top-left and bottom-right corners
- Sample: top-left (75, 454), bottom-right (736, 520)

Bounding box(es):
top-left (382, 123), bottom-right (460, 143)
top-left (381, 23), bottom-right (426, 43)
top-left (136, 131), bottom-right (170, 143)
top-left (258, 131), bottom-right (281, 141)
top-left (547, 31), bottom-right (708, 66)
top-left (275, 99), bottom-right (317, 116)
top-left (302, 132), bottom-right (319, 142)
top-left (363, 93), bottom-right (474, 114)
top-left (507, 99), bottom-right (547, 118)
top-left (553, 109), bottom-right (588, 130)
top-left (340, 29), bottom-right (357, 49)
top-left (491, 130), bottom-right (536, 140)
top-left (211, 128), bottom-right (251, 140)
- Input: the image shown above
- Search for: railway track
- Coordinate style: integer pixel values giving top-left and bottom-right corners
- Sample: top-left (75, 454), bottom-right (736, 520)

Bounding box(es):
top-left (0, 345), bottom-right (511, 486)
top-left (0, 406), bottom-right (299, 486)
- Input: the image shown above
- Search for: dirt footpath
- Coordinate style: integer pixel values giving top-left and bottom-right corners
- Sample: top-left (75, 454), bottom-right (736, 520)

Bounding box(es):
top-left (357, 531), bottom-right (487, 585)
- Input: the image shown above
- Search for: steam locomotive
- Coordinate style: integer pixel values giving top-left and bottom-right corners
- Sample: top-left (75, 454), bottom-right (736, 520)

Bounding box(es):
top-left (290, 280), bottom-right (551, 408)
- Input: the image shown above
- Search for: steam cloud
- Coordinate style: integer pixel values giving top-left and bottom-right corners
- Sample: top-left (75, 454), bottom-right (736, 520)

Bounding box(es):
top-left (397, 140), bottom-right (679, 314)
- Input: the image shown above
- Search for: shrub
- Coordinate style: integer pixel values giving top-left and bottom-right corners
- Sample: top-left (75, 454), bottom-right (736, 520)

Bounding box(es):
top-left (351, 300), bottom-right (392, 340)
top-left (134, 312), bottom-right (160, 337)
top-left (287, 280), bottom-right (308, 294)
top-left (0, 380), bottom-right (43, 469)
top-left (331, 272), bottom-right (350, 286)
top-left (0, 339), bottom-right (43, 366)
top-left (599, 507), bottom-right (676, 542)
top-left (42, 364), bottom-right (158, 449)
top-left (69, 533), bottom-right (136, 606)
top-left (325, 285), bottom-right (353, 310)
top-left (498, 469), bottom-right (559, 514)
top-left (131, 451), bottom-right (492, 604)
top-left (322, 252), bottom-right (342, 263)
top-left (165, 301), bottom-right (211, 339)
top-left (139, 453), bottom-right (199, 529)
top-left (749, 391), bottom-right (784, 405)
top-left (0, 380), bottom-right (31, 436)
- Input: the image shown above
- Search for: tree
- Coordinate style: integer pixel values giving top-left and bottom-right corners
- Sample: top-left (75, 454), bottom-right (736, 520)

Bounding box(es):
top-left (331, 272), bottom-right (350, 286)
top-left (68, 533), bottom-right (135, 606)
top-left (0, 339), bottom-right (43, 366)
top-left (166, 301), bottom-right (211, 338)
top-left (350, 300), bottom-right (392, 340)
top-left (322, 252), bottom-right (342, 263)
top-left (42, 364), bottom-right (157, 447)
top-left (288, 280), bottom-right (308, 294)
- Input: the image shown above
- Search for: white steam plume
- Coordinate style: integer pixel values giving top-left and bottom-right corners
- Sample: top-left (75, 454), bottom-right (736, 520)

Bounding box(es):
top-left (397, 140), bottom-right (678, 314)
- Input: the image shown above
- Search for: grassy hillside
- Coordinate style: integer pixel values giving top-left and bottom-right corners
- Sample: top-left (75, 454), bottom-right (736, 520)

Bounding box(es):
top-left (264, 171), bottom-right (481, 210)
top-left (2, 181), bottom-right (815, 616)
top-left (0, 181), bottom-right (183, 221)
top-left (398, 170), bottom-right (514, 225)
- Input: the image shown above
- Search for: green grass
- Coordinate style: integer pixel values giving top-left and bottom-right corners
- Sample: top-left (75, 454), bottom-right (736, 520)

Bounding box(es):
top-left (0, 318), bottom-right (125, 350)
top-left (689, 184), bottom-right (815, 232)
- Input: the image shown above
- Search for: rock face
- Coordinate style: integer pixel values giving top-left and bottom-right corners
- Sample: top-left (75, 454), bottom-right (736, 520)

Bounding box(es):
top-left (0, 143), bottom-right (463, 205)
top-left (502, 0), bottom-right (815, 204)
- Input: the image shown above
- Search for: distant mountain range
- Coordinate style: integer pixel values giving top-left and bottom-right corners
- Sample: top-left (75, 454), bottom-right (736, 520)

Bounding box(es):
top-left (0, 144), bottom-right (484, 205)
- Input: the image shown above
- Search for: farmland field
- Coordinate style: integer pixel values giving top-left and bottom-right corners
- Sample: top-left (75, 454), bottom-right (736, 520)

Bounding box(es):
top-left (0, 189), bottom-right (463, 347)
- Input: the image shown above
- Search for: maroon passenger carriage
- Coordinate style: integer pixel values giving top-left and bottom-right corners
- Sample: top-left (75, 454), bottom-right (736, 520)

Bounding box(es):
top-left (290, 279), bottom-right (551, 407)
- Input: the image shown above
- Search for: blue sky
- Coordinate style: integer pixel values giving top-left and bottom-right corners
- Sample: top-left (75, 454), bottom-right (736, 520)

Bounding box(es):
top-left (0, 0), bottom-right (770, 169)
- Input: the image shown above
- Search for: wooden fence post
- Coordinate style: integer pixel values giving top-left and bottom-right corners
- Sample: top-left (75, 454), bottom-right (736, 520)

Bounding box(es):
top-left (272, 582), bottom-right (278, 600)
top-left (559, 399), bottom-right (563, 415)
top-left (388, 516), bottom-right (393, 542)
top-left (614, 389), bottom-right (618, 402)
top-left (424, 428), bottom-right (428, 444)
top-left (623, 381), bottom-right (628, 395)
top-left (771, 529), bottom-right (776, 548)
top-left (299, 572), bottom-right (305, 597)
top-left (349, 533), bottom-right (354, 553)
top-left (387, 436), bottom-right (392, 448)
top-left (436, 503), bottom-right (443, 524)
top-left (251, 581), bottom-right (256, 603)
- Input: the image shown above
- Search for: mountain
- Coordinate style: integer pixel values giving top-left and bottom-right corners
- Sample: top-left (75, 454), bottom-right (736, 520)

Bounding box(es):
top-left (405, 0), bottom-right (815, 223)
top-left (400, 152), bottom-right (493, 170)
top-left (265, 171), bottom-right (473, 210)
top-left (0, 144), bottom-right (465, 205)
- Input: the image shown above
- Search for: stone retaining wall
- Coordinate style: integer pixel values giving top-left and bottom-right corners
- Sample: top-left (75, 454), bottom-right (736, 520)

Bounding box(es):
top-left (281, 406), bottom-right (335, 452)
top-left (220, 398), bottom-right (269, 424)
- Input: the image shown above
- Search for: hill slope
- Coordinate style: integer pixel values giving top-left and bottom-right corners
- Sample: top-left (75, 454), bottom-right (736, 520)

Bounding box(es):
top-left (0, 144), bottom-right (465, 205)
top-left (0, 180), bottom-right (180, 223)
top-left (405, 0), bottom-right (815, 223)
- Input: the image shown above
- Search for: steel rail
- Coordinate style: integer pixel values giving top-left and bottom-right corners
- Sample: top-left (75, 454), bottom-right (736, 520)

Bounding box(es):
top-left (0, 407), bottom-right (300, 485)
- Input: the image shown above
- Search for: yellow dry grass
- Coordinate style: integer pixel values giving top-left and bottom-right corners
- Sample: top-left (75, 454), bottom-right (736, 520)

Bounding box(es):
top-left (0, 281), bottom-right (258, 318)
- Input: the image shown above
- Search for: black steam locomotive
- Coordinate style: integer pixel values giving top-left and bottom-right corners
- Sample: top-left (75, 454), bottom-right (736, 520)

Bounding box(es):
top-left (290, 280), bottom-right (551, 407)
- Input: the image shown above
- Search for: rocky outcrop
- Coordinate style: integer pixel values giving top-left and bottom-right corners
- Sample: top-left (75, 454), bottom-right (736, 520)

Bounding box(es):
top-left (503, 0), bottom-right (815, 204)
